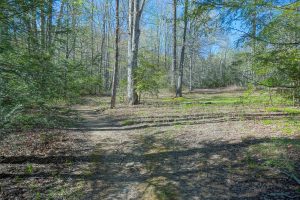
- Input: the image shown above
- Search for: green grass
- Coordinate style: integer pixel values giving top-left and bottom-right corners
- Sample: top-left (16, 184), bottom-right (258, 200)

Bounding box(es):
top-left (262, 118), bottom-right (300, 135)
top-left (163, 95), bottom-right (242, 108)
top-left (245, 138), bottom-right (300, 172)
top-left (46, 181), bottom-right (85, 199)
top-left (162, 97), bottom-right (188, 103)
top-left (7, 106), bottom-right (79, 131)
top-left (25, 164), bottom-right (34, 174)
top-left (262, 119), bottom-right (273, 125)
top-left (162, 91), bottom-right (293, 109)
top-left (143, 177), bottom-right (180, 200)
top-left (121, 119), bottom-right (136, 126)
top-left (266, 107), bottom-right (300, 114)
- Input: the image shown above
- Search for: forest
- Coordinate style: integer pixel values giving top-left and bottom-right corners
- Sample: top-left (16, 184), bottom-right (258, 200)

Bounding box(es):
top-left (0, 0), bottom-right (300, 199)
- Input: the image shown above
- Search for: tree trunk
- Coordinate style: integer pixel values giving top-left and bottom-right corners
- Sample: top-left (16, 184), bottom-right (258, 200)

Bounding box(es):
top-left (47, 0), bottom-right (53, 50)
top-left (176, 0), bottom-right (188, 97)
top-left (111, 0), bottom-right (120, 109)
top-left (127, 0), bottom-right (134, 104)
top-left (53, 1), bottom-right (64, 44)
top-left (250, 0), bottom-right (257, 81)
top-left (91, 0), bottom-right (95, 93)
top-left (189, 53), bottom-right (193, 92)
top-left (100, 20), bottom-right (106, 87)
top-left (105, 25), bottom-right (110, 91)
top-left (64, 4), bottom-right (70, 98)
top-left (71, 6), bottom-right (77, 62)
top-left (31, 7), bottom-right (38, 49)
top-left (164, 19), bottom-right (168, 70)
top-left (156, 21), bottom-right (160, 67)
top-left (171, 0), bottom-right (177, 90)
top-left (40, 3), bottom-right (46, 50)
top-left (127, 0), bottom-right (145, 105)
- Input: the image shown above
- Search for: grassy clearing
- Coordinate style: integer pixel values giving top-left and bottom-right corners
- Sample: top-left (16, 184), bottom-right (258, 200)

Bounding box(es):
top-left (162, 94), bottom-right (241, 106)
top-left (266, 107), bottom-right (300, 114)
top-left (262, 118), bottom-right (300, 135)
top-left (1, 89), bottom-right (300, 199)
top-left (162, 91), bottom-right (293, 109)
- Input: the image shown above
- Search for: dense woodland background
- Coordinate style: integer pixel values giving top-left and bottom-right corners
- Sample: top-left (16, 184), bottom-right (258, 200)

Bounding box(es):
top-left (0, 0), bottom-right (299, 131)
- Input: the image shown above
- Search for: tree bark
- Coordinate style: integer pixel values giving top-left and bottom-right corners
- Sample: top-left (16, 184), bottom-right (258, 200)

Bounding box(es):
top-left (171, 0), bottom-right (177, 91)
top-left (127, 0), bottom-right (145, 105)
top-left (105, 23), bottom-right (110, 91)
top-left (53, 1), bottom-right (64, 43)
top-left (100, 18), bottom-right (106, 85)
top-left (91, 0), bottom-right (94, 72)
top-left (47, 0), bottom-right (53, 50)
top-left (189, 53), bottom-right (193, 92)
top-left (71, 5), bottom-right (77, 62)
top-left (111, 0), bottom-right (120, 109)
top-left (176, 0), bottom-right (188, 97)
top-left (156, 20), bottom-right (160, 67)
top-left (31, 6), bottom-right (38, 49)
top-left (40, 3), bottom-right (46, 50)
top-left (164, 19), bottom-right (168, 70)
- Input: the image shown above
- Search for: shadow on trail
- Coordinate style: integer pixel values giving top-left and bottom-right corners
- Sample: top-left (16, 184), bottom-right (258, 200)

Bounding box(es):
top-left (1, 136), bottom-right (299, 199)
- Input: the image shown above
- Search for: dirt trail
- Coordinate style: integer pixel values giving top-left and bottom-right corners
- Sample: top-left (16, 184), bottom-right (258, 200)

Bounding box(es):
top-left (71, 105), bottom-right (146, 199)
top-left (70, 98), bottom-right (299, 200)
top-left (1, 92), bottom-right (299, 199)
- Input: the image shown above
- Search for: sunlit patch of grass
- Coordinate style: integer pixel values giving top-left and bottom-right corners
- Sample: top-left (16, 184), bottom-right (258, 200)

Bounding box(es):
top-left (162, 97), bottom-right (189, 103)
top-left (283, 118), bottom-right (300, 135)
top-left (184, 93), bottom-right (276, 108)
top-left (161, 91), bottom-right (293, 111)
top-left (121, 119), bottom-right (136, 126)
top-left (245, 138), bottom-right (300, 173)
top-left (174, 124), bottom-right (183, 130)
top-left (46, 181), bottom-right (85, 199)
top-left (266, 107), bottom-right (300, 114)
top-left (262, 119), bottom-right (273, 125)
top-left (25, 163), bottom-right (34, 174)
top-left (282, 127), bottom-right (294, 135)
top-left (140, 176), bottom-right (181, 200)
top-left (181, 96), bottom-right (242, 109)
top-left (241, 90), bottom-right (293, 106)
top-left (261, 118), bottom-right (300, 135)
top-left (199, 95), bottom-right (241, 104)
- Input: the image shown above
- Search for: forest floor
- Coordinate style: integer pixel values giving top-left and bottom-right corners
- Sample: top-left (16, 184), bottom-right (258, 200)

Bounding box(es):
top-left (1, 89), bottom-right (300, 199)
